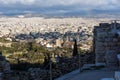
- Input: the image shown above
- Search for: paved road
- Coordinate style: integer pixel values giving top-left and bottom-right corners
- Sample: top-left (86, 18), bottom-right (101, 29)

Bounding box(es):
top-left (65, 70), bottom-right (114, 80)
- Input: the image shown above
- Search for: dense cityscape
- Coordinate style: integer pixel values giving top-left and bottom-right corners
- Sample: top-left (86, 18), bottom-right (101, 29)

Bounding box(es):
top-left (0, 17), bottom-right (97, 80)
top-left (0, 17), bottom-right (119, 80)
top-left (0, 0), bottom-right (120, 80)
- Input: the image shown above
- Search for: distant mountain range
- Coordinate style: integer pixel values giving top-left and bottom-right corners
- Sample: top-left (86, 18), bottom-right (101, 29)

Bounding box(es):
top-left (0, 9), bottom-right (120, 18)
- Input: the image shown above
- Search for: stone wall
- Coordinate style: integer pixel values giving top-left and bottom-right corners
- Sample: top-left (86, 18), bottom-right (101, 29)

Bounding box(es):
top-left (94, 21), bottom-right (120, 66)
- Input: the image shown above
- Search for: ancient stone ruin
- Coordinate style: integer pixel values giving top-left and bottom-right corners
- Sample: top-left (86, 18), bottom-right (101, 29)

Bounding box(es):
top-left (94, 20), bottom-right (120, 67)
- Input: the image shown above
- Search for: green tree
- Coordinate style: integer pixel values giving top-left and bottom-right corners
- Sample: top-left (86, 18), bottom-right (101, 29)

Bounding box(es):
top-left (72, 39), bottom-right (78, 56)
top-left (43, 53), bottom-right (51, 69)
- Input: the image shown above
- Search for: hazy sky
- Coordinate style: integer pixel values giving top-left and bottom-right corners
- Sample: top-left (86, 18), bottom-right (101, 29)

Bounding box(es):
top-left (0, 0), bottom-right (119, 15)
